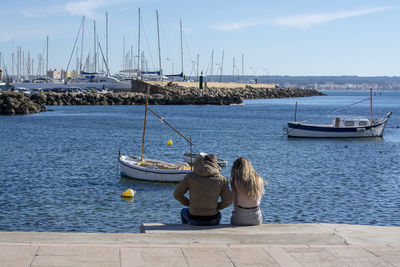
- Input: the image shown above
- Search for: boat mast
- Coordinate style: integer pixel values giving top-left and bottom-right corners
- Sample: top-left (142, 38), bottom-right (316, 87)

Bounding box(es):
top-left (196, 54), bottom-right (199, 80)
top-left (180, 19), bottom-right (183, 77)
top-left (140, 86), bottom-right (150, 161)
top-left (94, 20), bottom-right (97, 73)
top-left (123, 36), bottom-right (126, 71)
top-left (106, 12), bottom-right (109, 76)
top-left (46, 36), bottom-right (49, 78)
top-left (242, 54), bottom-right (244, 79)
top-left (211, 49), bottom-right (214, 81)
top-left (156, 10), bottom-right (162, 80)
top-left (219, 50), bottom-right (224, 82)
top-left (370, 88), bottom-right (373, 124)
top-left (137, 8), bottom-right (141, 79)
top-left (80, 16), bottom-right (85, 74)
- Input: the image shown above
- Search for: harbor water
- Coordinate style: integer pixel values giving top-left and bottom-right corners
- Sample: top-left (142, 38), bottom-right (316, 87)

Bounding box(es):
top-left (0, 90), bottom-right (399, 233)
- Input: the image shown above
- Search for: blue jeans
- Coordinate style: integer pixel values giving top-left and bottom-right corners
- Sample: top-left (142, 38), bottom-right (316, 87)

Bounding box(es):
top-left (180, 208), bottom-right (221, 226)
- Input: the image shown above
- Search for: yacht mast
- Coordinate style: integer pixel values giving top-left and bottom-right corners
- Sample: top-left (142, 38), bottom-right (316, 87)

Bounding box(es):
top-left (242, 54), bottom-right (244, 76)
top-left (106, 12), bottom-right (109, 76)
top-left (80, 16), bottom-right (85, 73)
top-left (123, 36), bottom-right (126, 71)
top-left (137, 8), bottom-right (141, 79)
top-left (211, 49), bottom-right (214, 82)
top-left (46, 36), bottom-right (49, 78)
top-left (93, 20), bottom-right (97, 73)
top-left (196, 54), bottom-right (199, 80)
top-left (156, 10), bottom-right (162, 80)
top-left (219, 50), bottom-right (224, 82)
top-left (180, 19), bottom-right (183, 76)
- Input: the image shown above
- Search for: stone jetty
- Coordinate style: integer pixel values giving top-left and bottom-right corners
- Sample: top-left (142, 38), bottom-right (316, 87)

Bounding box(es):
top-left (0, 92), bottom-right (46, 115)
top-left (1, 81), bottom-right (324, 115)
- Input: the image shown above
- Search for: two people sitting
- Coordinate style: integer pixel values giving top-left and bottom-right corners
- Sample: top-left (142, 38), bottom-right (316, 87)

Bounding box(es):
top-left (174, 153), bottom-right (265, 226)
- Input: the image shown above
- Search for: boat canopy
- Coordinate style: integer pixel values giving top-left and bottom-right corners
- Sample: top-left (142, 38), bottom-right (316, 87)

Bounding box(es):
top-left (333, 117), bottom-right (370, 128)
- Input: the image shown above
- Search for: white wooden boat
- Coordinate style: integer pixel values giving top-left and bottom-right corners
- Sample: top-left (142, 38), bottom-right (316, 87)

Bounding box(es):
top-left (119, 85), bottom-right (194, 182)
top-left (287, 113), bottom-right (392, 138)
top-left (182, 153), bottom-right (228, 168)
top-left (286, 89), bottom-right (392, 138)
top-left (119, 155), bottom-right (191, 182)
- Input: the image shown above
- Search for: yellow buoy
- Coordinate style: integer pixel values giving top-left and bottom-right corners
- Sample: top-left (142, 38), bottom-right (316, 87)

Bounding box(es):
top-left (121, 189), bottom-right (136, 198)
top-left (168, 139), bottom-right (173, 146)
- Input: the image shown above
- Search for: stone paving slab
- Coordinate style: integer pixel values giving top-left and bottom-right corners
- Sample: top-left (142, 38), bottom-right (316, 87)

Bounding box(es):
top-left (0, 223), bottom-right (399, 267)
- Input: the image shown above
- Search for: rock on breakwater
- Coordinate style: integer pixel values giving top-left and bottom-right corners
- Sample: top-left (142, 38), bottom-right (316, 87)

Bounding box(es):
top-left (0, 92), bottom-right (46, 115)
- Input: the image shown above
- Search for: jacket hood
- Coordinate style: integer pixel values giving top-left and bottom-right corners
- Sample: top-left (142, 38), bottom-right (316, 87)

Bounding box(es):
top-left (193, 153), bottom-right (220, 177)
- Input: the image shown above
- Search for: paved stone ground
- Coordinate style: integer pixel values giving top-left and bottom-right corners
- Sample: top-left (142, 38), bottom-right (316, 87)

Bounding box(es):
top-left (0, 223), bottom-right (399, 266)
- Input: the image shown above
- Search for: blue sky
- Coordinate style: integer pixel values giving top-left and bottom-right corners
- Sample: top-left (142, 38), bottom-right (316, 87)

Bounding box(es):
top-left (0, 0), bottom-right (399, 76)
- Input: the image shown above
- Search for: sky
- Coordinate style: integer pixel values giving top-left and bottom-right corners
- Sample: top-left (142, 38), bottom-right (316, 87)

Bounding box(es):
top-left (0, 0), bottom-right (399, 77)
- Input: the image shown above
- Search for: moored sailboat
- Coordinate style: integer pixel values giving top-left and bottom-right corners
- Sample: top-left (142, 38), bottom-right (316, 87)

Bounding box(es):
top-left (118, 86), bottom-right (193, 182)
top-left (286, 89), bottom-right (392, 138)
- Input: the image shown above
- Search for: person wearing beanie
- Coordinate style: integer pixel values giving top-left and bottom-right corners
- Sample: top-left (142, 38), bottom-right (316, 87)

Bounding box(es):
top-left (174, 153), bottom-right (232, 226)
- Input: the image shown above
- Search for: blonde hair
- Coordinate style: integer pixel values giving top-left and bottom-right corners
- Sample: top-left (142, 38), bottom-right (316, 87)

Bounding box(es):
top-left (230, 157), bottom-right (265, 199)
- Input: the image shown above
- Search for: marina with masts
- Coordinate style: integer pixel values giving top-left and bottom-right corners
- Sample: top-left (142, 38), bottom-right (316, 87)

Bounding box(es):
top-left (0, 8), bottom-right (275, 94)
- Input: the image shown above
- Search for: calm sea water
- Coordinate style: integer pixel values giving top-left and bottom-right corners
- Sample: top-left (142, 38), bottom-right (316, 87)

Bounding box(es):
top-left (1, 90), bottom-right (399, 233)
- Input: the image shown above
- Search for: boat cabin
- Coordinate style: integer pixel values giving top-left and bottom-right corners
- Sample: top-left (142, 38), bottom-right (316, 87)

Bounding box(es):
top-left (333, 117), bottom-right (371, 128)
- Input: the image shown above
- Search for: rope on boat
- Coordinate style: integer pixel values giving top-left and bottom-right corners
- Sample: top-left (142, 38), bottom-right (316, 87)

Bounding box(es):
top-left (146, 106), bottom-right (195, 146)
top-left (300, 97), bottom-right (370, 124)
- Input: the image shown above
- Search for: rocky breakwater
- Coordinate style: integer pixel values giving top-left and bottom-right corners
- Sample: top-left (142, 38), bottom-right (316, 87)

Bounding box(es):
top-left (0, 82), bottom-right (324, 115)
top-left (213, 85), bottom-right (325, 99)
top-left (133, 80), bottom-right (324, 103)
top-left (0, 92), bottom-right (46, 115)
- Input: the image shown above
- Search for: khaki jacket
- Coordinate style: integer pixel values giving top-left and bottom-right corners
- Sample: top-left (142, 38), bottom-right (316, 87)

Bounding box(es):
top-left (174, 155), bottom-right (232, 216)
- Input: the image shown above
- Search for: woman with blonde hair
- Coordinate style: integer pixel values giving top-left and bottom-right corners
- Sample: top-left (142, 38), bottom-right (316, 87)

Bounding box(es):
top-left (230, 157), bottom-right (265, 225)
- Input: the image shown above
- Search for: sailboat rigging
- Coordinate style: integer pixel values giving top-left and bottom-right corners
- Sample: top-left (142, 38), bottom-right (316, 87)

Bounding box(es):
top-left (119, 86), bottom-right (194, 182)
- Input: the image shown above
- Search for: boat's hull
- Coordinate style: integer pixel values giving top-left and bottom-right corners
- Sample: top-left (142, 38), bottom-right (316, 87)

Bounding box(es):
top-left (287, 119), bottom-right (388, 138)
top-left (119, 155), bottom-right (191, 182)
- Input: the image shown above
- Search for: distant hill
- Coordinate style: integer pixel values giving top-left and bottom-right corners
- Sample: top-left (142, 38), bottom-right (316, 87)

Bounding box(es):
top-left (201, 75), bottom-right (400, 90)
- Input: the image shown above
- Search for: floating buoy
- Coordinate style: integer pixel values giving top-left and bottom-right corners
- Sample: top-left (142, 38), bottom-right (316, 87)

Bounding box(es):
top-left (121, 189), bottom-right (136, 198)
top-left (168, 139), bottom-right (173, 146)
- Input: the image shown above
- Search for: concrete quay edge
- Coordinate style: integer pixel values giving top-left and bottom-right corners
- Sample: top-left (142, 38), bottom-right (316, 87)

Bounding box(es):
top-left (0, 223), bottom-right (399, 267)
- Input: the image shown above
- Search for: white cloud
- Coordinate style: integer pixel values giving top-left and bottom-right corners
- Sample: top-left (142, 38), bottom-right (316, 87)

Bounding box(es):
top-left (273, 6), bottom-right (396, 29)
top-left (21, 0), bottom-right (135, 19)
top-left (213, 20), bottom-right (266, 32)
top-left (64, 0), bottom-right (107, 18)
top-left (22, 5), bottom-right (64, 18)
top-left (214, 6), bottom-right (396, 31)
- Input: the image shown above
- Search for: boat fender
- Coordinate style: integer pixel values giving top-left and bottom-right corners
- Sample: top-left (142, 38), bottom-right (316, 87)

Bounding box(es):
top-left (121, 189), bottom-right (136, 198)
